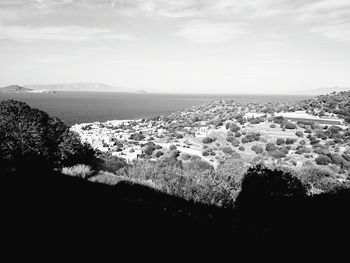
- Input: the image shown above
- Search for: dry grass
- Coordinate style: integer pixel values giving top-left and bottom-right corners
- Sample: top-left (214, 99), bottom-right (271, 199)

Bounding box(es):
top-left (61, 164), bottom-right (94, 179)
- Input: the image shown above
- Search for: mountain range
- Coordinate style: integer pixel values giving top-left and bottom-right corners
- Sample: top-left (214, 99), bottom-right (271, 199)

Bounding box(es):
top-left (0, 82), bottom-right (142, 93)
top-left (25, 82), bottom-right (131, 92)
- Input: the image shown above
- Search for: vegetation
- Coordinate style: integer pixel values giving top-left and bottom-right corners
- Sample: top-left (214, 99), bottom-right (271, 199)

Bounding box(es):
top-left (0, 99), bottom-right (96, 172)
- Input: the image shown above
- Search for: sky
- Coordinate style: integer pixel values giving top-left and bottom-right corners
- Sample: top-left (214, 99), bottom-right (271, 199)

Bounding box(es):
top-left (0, 0), bottom-right (350, 94)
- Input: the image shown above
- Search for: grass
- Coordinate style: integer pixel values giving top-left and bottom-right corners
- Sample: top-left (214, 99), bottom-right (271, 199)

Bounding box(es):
top-left (61, 164), bottom-right (94, 179)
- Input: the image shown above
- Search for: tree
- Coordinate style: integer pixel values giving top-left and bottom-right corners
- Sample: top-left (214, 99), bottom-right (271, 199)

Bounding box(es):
top-left (58, 130), bottom-right (96, 167)
top-left (0, 99), bottom-right (96, 172)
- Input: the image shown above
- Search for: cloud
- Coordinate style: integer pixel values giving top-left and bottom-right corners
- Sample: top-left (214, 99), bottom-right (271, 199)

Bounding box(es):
top-left (311, 24), bottom-right (350, 43)
top-left (293, 0), bottom-right (350, 44)
top-left (173, 19), bottom-right (244, 44)
top-left (0, 25), bottom-right (136, 42)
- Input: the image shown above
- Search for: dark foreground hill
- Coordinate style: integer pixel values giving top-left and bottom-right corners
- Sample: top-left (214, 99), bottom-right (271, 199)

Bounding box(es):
top-left (1, 169), bottom-right (350, 258)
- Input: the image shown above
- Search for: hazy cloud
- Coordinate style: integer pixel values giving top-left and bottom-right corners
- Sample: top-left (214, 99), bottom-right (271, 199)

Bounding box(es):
top-left (174, 19), bottom-right (244, 44)
top-left (0, 25), bottom-right (136, 42)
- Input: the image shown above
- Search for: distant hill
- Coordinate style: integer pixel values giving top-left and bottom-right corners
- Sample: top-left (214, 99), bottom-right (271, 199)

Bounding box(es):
top-left (0, 85), bottom-right (33, 93)
top-left (25, 82), bottom-right (131, 93)
top-left (304, 87), bottom-right (350, 95)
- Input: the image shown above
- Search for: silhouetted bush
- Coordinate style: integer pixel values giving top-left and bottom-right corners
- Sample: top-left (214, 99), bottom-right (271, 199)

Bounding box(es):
top-left (0, 99), bottom-right (96, 172)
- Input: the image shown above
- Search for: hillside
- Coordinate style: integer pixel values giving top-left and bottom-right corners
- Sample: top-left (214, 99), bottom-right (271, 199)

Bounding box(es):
top-left (0, 84), bottom-right (32, 93)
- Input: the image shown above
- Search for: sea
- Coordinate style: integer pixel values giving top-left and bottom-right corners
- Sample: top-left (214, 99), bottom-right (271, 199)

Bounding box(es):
top-left (0, 92), bottom-right (312, 126)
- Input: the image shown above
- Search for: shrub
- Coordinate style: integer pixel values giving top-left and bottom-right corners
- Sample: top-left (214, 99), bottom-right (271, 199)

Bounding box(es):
top-left (305, 128), bottom-right (312, 133)
top-left (185, 159), bottom-right (213, 171)
top-left (330, 153), bottom-right (343, 166)
top-left (169, 145), bottom-right (177, 151)
top-left (202, 137), bottom-right (213, 144)
top-left (295, 131), bottom-right (303, 137)
top-left (296, 166), bottom-right (334, 185)
top-left (226, 136), bottom-right (235, 143)
top-left (273, 116), bottom-right (285, 124)
top-left (241, 137), bottom-right (249, 144)
top-left (280, 146), bottom-right (290, 155)
top-left (227, 131), bottom-right (234, 137)
top-left (181, 153), bottom-right (191, 160)
top-left (155, 151), bottom-right (163, 158)
top-left (202, 150), bottom-right (210, 156)
top-left (241, 133), bottom-right (260, 143)
top-left (236, 165), bottom-right (306, 211)
top-left (176, 133), bottom-right (183, 139)
top-left (342, 149), bottom-right (350, 162)
top-left (284, 122), bottom-right (297, 129)
top-left (235, 132), bottom-right (242, 137)
top-left (296, 146), bottom-right (311, 155)
top-left (88, 171), bottom-right (123, 185)
top-left (61, 164), bottom-right (94, 179)
top-left (229, 123), bottom-right (240, 133)
top-left (143, 143), bottom-right (156, 155)
top-left (231, 151), bottom-right (241, 159)
top-left (222, 147), bottom-right (233, 155)
top-left (313, 177), bottom-right (342, 192)
top-left (129, 132), bottom-right (145, 141)
top-left (169, 150), bottom-right (180, 158)
top-left (314, 147), bottom-right (330, 156)
top-left (286, 138), bottom-right (296, 145)
top-left (265, 142), bottom-right (277, 152)
top-left (270, 124), bottom-right (276, 128)
top-left (276, 138), bottom-right (285, 145)
top-left (98, 154), bottom-right (128, 173)
top-left (231, 138), bottom-right (240, 147)
top-left (269, 150), bottom-right (286, 159)
top-left (315, 155), bottom-right (332, 165)
top-left (251, 145), bottom-right (264, 154)
top-left (239, 146), bottom-right (245, 151)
